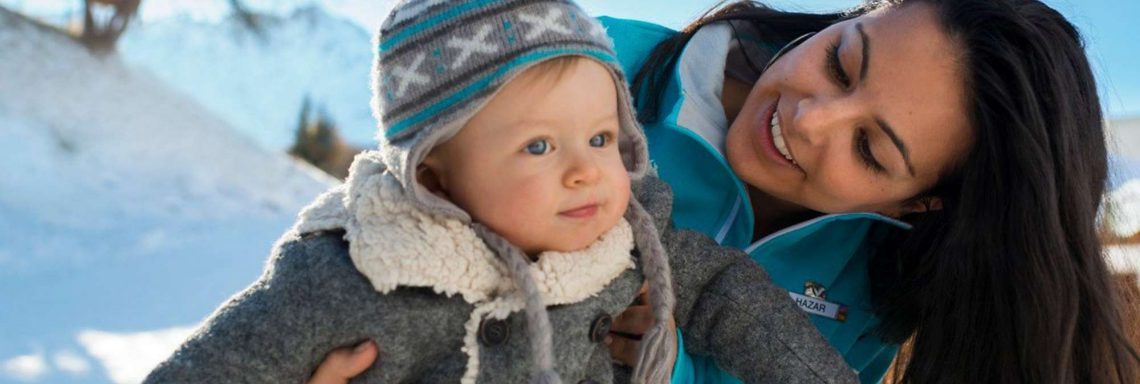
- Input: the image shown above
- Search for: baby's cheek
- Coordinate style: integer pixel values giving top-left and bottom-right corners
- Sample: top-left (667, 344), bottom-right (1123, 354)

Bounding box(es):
top-left (506, 189), bottom-right (563, 253)
top-left (615, 172), bottom-right (632, 199)
top-left (608, 163), bottom-right (632, 203)
top-left (491, 180), bottom-right (553, 225)
top-left (601, 173), bottom-right (632, 230)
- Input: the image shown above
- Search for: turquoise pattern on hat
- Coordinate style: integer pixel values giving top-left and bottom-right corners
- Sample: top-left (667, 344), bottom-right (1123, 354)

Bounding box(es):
top-left (379, 0), bottom-right (504, 53)
top-left (384, 47), bottom-right (616, 137)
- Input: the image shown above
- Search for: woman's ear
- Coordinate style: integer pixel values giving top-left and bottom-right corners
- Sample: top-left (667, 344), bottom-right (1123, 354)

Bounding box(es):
top-left (416, 155), bottom-right (449, 198)
top-left (898, 196), bottom-right (943, 216)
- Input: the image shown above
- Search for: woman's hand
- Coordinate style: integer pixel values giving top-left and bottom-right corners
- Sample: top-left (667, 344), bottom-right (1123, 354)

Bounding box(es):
top-left (307, 340), bottom-right (378, 384)
top-left (608, 283), bottom-right (677, 367)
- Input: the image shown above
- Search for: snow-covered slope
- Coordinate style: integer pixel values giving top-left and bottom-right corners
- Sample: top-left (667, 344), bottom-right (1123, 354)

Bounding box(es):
top-left (0, 7), bottom-right (333, 384)
top-left (119, 6), bottom-right (378, 150)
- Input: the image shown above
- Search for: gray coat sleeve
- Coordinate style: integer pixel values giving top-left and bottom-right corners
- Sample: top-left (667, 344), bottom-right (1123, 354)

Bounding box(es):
top-left (633, 176), bottom-right (857, 384)
top-left (144, 232), bottom-right (369, 383)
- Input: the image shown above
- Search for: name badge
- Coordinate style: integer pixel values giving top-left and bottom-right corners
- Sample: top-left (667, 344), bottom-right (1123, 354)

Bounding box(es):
top-left (789, 292), bottom-right (848, 321)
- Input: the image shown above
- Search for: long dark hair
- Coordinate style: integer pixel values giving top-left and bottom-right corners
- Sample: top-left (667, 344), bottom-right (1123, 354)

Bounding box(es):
top-left (629, 2), bottom-right (853, 123)
top-left (633, 0), bottom-right (1140, 382)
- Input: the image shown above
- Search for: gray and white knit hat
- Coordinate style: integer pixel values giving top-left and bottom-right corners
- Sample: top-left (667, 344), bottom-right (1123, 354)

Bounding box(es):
top-left (372, 1), bottom-right (673, 383)
top-left (373, 0), bottom-right (650, 220)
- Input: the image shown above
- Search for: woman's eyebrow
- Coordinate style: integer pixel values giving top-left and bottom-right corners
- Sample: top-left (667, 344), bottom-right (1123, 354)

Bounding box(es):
top-left (857, 23), bottom-right (870, 84)
top-left (876, 117), bottom-right (917, 177)
top-left (859, 22), bottom-right (916, 177)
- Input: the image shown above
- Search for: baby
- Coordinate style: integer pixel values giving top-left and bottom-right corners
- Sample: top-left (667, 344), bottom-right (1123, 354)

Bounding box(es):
top-left (145, 0), bottom-right (675, 382)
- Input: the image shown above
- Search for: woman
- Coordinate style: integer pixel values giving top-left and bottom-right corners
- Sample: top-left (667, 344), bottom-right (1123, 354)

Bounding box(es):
top-left (312, 0), bottom-right (1140, 382)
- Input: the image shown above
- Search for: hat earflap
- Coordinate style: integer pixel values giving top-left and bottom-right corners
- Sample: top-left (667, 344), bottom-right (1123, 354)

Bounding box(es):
top-left (625, 197), bottom-right (677, 384)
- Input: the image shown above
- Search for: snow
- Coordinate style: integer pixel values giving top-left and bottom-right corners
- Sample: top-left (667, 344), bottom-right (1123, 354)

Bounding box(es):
top-left (1106, 180), bottom-right (1140, 237)
top-left (118, 5), bottom-right (380, 150)
top-left (1106, 246), bottom-right (1140, 288)
top-left (0, 7), bottom-right (333, 384)
top-left (76, 328), bottom-right (196, 384)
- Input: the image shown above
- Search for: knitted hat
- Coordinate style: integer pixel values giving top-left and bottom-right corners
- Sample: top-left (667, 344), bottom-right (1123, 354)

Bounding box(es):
top-left (372, 0), bottom-right (649, 221)
top-left (372, 1), bottom-right (674, 383)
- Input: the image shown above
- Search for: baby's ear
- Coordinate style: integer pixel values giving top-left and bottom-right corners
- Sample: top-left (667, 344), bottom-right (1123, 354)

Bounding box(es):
top-left (416, 155), bottom-right (448, 198)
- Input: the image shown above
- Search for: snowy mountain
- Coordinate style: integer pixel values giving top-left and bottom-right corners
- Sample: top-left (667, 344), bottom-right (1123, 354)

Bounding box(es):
top-left (118, 5), bottom-right (379, 150)
top-left (0, 7), bottom-right (333, 384)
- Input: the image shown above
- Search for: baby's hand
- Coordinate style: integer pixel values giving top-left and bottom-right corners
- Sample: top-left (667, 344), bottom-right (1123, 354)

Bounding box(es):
top-left (607, 283), bottom-right (677, 367)
top-left (307, 340), bottom-right (378, 384)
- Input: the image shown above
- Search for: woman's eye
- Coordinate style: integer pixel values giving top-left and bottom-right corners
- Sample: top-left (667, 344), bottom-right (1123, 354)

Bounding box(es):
top-left (826, 41), bottom-right (851, 88)
top-left (855, 129), bottom-right (886, 174)
top-left (525, 139), bottom-right (550, 155)
top-left (589, 133), bottom-right (608, 147)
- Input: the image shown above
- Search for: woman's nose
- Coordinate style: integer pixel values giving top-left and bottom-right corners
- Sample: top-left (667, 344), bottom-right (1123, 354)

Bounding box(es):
top-left (793, 96), bottom-right (859, 143)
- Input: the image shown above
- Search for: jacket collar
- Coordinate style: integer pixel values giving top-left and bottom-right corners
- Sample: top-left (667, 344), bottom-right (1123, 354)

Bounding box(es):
top-left (671, 23), bottom-right (733, 156)
top-left (292, 152), bottom-right (636, 305)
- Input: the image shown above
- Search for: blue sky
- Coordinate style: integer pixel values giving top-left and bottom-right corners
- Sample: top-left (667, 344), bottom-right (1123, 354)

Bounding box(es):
top-left (6, 0), bottom-right (1138, 118)
top-left (1046, 0), bottom-right (1140, 119)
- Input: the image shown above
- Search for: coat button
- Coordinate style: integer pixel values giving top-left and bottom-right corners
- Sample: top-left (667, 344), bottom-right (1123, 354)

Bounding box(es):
top-left (589, 314), bottom-right (612, 343)
top-left (479, 318), bottom-right (509, 346)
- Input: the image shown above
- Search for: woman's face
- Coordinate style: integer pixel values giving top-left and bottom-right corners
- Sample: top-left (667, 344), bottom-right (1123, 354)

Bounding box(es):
top-left (725, 2), bottom-right (972, 216)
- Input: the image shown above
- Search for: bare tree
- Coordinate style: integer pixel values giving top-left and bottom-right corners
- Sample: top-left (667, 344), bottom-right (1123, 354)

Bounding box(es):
top-left (81, 0), bottom-right (141, 54)
top-left (288, 96), bottom-right (361, 180)
top-left (228, 0), bottom-right (266, 38)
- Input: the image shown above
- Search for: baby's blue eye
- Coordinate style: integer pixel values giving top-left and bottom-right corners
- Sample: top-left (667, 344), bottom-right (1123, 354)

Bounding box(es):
top-left (589, 134), bottom-right (607, 147)
top-left (525, 139), bottom-right (550, 155)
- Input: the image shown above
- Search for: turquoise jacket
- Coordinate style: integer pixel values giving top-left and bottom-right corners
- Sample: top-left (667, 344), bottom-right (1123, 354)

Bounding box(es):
top-left (599, 16), bottom-right (908, 384)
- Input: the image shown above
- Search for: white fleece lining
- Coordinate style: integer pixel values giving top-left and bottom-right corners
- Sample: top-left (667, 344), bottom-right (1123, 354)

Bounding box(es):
top-left (340, 167), bottom-right (636, 304)
top-left (294, 153), bottom-right (637, 305)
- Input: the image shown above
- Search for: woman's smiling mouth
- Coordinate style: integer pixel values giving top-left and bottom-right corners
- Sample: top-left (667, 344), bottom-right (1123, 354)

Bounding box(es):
top-left (757, 98), bottom-right (801, 170)
top-left (770, 111), bottom-right (798, 165)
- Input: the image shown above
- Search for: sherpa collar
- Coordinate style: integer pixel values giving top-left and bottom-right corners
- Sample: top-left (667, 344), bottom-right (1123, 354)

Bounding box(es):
top-left (292, 151), bottom-right (636, 305)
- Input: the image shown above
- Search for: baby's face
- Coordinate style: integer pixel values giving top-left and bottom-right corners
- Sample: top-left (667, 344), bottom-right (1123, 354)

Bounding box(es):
top-left (423, 58), bottom-right (630, 255)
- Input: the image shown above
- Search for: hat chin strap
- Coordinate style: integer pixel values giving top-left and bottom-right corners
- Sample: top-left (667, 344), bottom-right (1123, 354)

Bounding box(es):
top-left (471, 224), bottom-right (562, 384)
top-left (625, 197), bottom-right (677, 384)
top-left (471, 195), bottom-right (678, 384)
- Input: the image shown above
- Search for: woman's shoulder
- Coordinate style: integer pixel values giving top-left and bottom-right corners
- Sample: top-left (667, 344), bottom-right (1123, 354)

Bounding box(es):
top-left (597, 16), bottom-right (676, 38)
top-left (597, 16), bottom-right (677, 80)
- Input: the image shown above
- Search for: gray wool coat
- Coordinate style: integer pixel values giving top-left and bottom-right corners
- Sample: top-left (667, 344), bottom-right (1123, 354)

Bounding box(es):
top-left (143, 175), bottom-right (856, 384)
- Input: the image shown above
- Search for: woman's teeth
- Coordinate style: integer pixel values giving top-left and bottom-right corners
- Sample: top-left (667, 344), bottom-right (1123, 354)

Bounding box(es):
top-left (770, 113), bottom-right (797, 165)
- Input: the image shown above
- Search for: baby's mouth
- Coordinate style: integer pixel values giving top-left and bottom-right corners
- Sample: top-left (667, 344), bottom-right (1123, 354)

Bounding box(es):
top-left (560, 203), bottom-right (600, 218)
